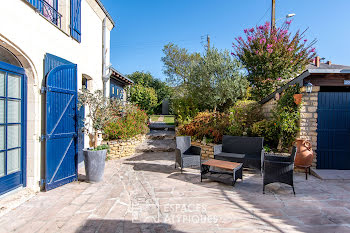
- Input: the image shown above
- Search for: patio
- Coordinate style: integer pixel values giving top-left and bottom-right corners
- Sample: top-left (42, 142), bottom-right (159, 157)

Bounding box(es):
top-left (1, 151), bottom-right (350, 233)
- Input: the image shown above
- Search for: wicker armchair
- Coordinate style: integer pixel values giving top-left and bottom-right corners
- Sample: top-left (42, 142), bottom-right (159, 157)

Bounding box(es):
top-left (262, 146), bottom-right (297, 195)
top-left (175, 136), bottom-right (201, 173)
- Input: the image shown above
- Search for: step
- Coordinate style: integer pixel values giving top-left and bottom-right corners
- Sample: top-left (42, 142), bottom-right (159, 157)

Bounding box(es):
top-left (147, 130), bottom-right (175, 140)
top-left (136, 139), bottom-right (175, 153)
top-left (149, 123), bottom-right (175, 131)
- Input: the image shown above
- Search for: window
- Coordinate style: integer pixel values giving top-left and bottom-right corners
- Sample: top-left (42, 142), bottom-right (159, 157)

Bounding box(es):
top-left (0, 70), bottom-right (23, 178)
top-left (26, 0), bottom-right (62, 28)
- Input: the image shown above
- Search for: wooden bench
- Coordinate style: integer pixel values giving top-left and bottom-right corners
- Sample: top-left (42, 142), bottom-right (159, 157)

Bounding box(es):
top-left (201, 159), bottom-right (243, 186)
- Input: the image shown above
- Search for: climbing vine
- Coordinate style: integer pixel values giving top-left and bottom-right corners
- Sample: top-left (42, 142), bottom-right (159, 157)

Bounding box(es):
top-left (273, 84), bottom-right (301, 150)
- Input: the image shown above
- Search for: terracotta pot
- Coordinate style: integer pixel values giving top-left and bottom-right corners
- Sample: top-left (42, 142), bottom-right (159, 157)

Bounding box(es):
top-left (294, 139), bottom-right (314, 167)
top-left (293, 94), bottom-right (302, 105)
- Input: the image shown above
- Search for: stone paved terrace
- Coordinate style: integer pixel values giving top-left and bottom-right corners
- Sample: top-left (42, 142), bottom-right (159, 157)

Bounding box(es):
top-left (1, 151), bottom-right (350, 233)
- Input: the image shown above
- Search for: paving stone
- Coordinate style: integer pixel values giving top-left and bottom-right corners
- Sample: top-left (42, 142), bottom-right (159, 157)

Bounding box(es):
top-left (2, 135), bottom-right (350, 232)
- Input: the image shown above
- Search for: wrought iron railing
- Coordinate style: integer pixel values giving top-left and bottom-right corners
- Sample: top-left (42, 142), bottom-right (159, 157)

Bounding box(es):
top-left (26, 0), bottom-right (62, 28)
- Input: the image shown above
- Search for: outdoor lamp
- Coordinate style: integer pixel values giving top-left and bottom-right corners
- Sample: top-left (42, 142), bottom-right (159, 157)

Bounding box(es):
top-left (306, 82), bottom-right (313, 94)
top-left (286, 13), bottom-right (296, 18)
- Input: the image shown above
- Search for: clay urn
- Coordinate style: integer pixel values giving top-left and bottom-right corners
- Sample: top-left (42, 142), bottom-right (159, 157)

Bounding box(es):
top-left (294, 139), bottom-right (314, 167)
top-left (293, 94), bottom-right (302, 105)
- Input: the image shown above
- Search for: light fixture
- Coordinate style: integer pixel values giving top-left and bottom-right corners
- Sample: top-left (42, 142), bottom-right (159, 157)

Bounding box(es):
top-left (286, 13), bottom-right (296, 18)
top-left (306, 82), bottom-right (313, 94)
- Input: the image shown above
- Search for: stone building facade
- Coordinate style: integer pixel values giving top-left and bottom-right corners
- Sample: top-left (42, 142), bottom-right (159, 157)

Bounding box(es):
top-left (298, 86), bottom-right (320, 167)
top-left (261, 86), bottom-right (320, 167)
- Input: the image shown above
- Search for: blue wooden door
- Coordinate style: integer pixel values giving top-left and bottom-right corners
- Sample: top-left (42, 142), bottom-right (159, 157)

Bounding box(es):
top-left (317, 92), bottom-right (350, 169)
top-left (0, 61), bottom-right (26, 196)
top-left (44, 54), bottom-right (78, 190)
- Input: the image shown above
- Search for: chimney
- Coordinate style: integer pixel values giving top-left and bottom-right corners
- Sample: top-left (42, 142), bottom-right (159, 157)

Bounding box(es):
top-left (315, 56), bottom-right (320, 67)
top-left (326, 60), bottom-right (332, 66)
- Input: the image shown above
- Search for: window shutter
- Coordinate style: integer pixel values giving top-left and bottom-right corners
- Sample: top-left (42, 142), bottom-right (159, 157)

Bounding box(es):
top-left (70, 0), bottom-right (81, 42)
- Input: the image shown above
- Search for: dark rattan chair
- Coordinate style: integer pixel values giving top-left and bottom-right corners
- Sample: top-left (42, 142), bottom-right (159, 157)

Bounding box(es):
top-left (262, 146), bottom-right (297, 195)
top-left (175, 136), bottom-right (201, 173)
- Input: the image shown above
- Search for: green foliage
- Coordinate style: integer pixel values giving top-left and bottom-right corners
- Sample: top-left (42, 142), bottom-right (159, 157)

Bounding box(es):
top-left (92, 144), bottom-right (110, 153)
top-left (128, 84), bottom-right (158, 115)
top-left (233, 21), bottom-right (316, 100)
top-left (170, 95), bottom-right (199, 124)
top-left (103, 103), bottom-right (149, 140)
top-left (251, 119), bottom-right (279, 149)
top-left (187, 48), bottom-right (249, 111)
top-left (273, 84), bottom-right (301, 149)
top-left (250, 84), bottom-right (301, 151)
top-left (127, 71), bottom-right (172, 114)
top-left (78, 89), bottom-right (113, 135)
top-left (226, 100), bottom-right (264, 136)
top-left (177, 111), bottom-right (230, 143)
top-left (161, 43), bottom-right (201, 86)
top-left (163, 44), bottom-right (248, 120)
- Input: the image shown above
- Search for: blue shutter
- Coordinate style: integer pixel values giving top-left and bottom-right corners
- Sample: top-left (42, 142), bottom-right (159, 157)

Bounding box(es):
top-left (70, 0), bottom-right (81, 42)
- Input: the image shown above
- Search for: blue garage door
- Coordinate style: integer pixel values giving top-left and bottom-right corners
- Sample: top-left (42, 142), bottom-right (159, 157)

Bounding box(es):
top-left (0, 61), bottom-right (26, 196)
top-left (317, 92), bottom-right (350, 169)
top-left (43, 54), bottom-right (78, 191)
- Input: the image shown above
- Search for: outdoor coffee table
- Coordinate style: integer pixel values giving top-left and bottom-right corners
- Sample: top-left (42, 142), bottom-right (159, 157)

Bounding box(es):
top-left (201, 159), bottom-right (243, 186)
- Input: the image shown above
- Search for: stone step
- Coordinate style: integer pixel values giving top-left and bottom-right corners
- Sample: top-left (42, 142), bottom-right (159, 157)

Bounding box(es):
top-left (149, 123), bottom-right (175, 131)
top-left (147, 130), bottom-right (175, 140)
top-left (136, 139), bottom-right (175, 153)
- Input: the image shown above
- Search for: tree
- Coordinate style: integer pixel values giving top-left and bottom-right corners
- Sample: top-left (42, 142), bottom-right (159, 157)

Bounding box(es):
top-left (127, 71), bottom-right (172, 114)
top-left (128, 83), bottom-right (158, 115)
top-left (161, 43), bottom-right (201, 86)
top-left (232, 21), bottom-right (316, 100)
top-left (78, 89), bottom-right (113, 148)
top-left (188, 48), bottom-right (249, 111)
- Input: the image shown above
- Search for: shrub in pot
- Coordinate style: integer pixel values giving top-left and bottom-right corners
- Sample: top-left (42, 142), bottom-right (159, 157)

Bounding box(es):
top-left (78, 89), bottom-right (113, 182)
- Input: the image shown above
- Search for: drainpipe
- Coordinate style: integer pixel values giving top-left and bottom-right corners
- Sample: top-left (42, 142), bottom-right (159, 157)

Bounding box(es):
top-left (102, 17), bottom-right (111, 98)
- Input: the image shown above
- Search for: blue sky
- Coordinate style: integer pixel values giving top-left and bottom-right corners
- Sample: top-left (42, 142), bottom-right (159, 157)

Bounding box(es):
top-left (100, 0), bottom-right (350, 81)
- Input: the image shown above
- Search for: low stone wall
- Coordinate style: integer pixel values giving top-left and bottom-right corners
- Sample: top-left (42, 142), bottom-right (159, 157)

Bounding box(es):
top-left (105, 134), bottom-right (146, 159)
top-left (191, 141), bottom-right (216, 160)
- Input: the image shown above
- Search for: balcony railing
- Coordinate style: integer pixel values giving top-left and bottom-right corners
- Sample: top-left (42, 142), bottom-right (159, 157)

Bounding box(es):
top-left (26, 0), bottom-right (62, 28)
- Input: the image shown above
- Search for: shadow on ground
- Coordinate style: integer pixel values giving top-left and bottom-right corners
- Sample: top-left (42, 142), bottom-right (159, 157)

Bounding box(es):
top-left (76, 219), bottom-right (185, 233)
top-left (124, 151), bottom-right (350, 233)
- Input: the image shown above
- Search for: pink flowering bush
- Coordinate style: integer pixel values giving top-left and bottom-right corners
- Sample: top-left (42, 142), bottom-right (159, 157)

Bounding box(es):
top-left (232, 21), bottom-right (317, 99)
top-left (103, 101), bottom-right (149, 140)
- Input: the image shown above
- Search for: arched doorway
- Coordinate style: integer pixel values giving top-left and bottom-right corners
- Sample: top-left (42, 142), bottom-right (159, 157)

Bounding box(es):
top-left (0, 46), bottom-right (27, 195)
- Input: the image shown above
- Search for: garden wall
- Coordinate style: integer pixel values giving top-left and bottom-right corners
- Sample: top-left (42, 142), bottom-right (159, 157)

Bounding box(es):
top-left (191, 141), bottom-right (215, 160)
top-left (105, 134), bottom-right (146, 159)
top-left (261, 97), bottom-right (277, 119)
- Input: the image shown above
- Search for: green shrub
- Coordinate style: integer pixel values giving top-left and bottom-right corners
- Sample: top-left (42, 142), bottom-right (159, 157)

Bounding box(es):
top-left (226, 100), bottom-right (264, 136)
top-left (128, 84), bottom-right (158, 115)
top-left (177, 111), bottom-right (230, 143)
top-left (170, 95), bottom-right (199, 124)
top-left (103, 103), bottom-right (149, 140)
top-left (127, 71), bottom-right (173, 114)
top-left (273, 84), bottom-right (301, 149)
top-left (250, 119), bottom-right (279, 150)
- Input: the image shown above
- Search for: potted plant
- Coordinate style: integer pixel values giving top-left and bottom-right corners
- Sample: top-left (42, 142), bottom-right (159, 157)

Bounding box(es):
top-left (78, 89), bottom-right (113, 182)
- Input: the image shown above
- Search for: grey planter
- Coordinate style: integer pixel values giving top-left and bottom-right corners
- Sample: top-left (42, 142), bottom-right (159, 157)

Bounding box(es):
top-left (83, 149), bottom-right (107, 182)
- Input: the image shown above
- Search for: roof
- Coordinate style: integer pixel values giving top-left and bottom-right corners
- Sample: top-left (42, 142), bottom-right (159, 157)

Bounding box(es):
top-left (110, 67), bottom-right (133, 85)
top-left (95, 0), bottom-right (115, 27)
top-left (306, 63), bottom-right (350, 70)
top-left (260, 62), bottom-right (350, 104)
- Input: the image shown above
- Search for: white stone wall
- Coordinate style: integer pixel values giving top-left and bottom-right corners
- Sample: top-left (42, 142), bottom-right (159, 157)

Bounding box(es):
top-left (0, 0), bottom-right (113, 191)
